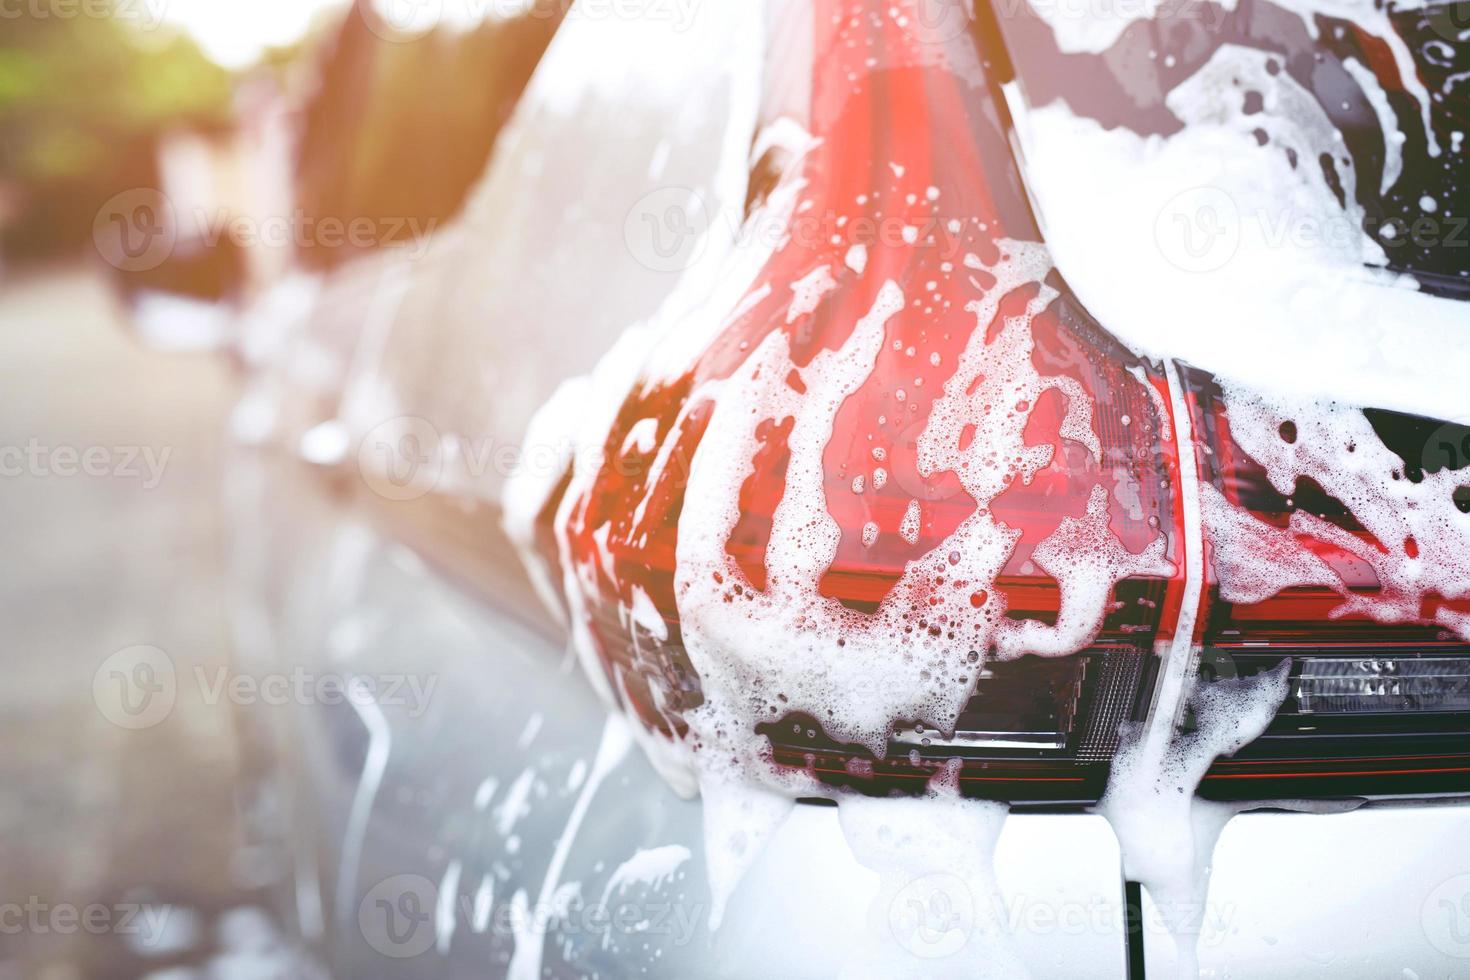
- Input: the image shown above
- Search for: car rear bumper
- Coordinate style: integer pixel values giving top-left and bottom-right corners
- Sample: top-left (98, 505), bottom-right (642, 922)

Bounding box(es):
top-left (226, 452), bottom-right (1470, 978)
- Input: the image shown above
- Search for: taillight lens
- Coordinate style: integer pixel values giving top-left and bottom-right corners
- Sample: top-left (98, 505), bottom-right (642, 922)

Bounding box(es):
top-left (533, 1), bottom-right (1188, 805)
top-left (1293, 657), bottom-right (1470, 714)
top-left (1184, 369), bottom-right (1470, 800)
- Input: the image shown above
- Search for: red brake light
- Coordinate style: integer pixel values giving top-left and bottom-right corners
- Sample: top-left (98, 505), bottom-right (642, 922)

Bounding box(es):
top-left (528, 3), bottom-right (1187, 805)
top-left (522, 2), bottom-right (1470, 806)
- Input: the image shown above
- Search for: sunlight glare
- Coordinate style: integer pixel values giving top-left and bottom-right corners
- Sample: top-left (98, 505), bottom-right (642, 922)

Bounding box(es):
top-left (161, 0), bottom-right (351, 69)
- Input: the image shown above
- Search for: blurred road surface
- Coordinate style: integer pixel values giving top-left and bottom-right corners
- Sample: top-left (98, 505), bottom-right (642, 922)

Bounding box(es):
top-left (0, 267), bottom-right (296, 979)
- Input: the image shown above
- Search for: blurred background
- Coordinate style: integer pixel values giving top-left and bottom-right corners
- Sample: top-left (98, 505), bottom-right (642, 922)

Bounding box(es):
top-left (0, 2), bottom-right (562, 976)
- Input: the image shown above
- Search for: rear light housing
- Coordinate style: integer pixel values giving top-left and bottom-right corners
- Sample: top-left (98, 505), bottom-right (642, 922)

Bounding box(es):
top-left (529, 3), bottom-right (1186, 807)
top-left (527, 1), bottom-right (1470, 806)
top-left (1184, 370), bottom-right (1470, 801)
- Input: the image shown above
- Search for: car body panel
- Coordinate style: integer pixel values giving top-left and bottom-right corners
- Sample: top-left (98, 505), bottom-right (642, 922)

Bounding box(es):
top-left (229, 455), bottom-right (1470, 978)
top-left (1148, 804), bottom-right (1470, 978)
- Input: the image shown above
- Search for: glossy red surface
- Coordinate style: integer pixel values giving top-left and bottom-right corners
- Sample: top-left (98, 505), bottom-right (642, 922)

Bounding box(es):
top-left (533, 0), bottom-right (1470, 802)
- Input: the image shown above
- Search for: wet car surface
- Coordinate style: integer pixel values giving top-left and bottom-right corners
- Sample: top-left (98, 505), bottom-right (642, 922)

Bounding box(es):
top-left (221, 0), bottom-right (1470, 977)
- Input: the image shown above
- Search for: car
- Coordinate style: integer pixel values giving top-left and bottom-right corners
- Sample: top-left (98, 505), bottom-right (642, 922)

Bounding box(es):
top-left (226, 0), bottom-right (1470, 976)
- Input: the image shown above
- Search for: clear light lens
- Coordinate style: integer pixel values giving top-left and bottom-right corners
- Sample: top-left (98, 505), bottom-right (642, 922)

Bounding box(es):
top-left (1296, 657), bottom-right (1470, 714)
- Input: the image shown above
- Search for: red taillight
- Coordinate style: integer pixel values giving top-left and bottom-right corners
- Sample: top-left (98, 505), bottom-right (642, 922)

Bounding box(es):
top-left (532, 2), bottom-right (1187, 805)
top-left (528, 1), bottom-right (1470, 805)
top-left (1182, 369), bottom-right (1470, 799)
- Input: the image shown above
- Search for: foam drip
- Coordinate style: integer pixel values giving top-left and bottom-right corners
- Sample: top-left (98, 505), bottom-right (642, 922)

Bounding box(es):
top-left (1342, 56), bottom-right (1406, 195)
top-left (599, 845), bottom-right (692, 912)
top-left (698, 774), bottom-right (796, 929)
top-left (1099, 666), bottom-right (1292, 979)
top-left (836, 765), bottom-right (1023, 979)
top-left (647, 238), bottom-right (1173, 943)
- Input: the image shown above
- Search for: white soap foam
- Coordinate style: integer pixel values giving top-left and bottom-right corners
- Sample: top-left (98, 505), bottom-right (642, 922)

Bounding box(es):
top-left (1027, 0), bottom-right (1455, 157)
top-left (1014, 45), bottom-right (1469, 424)
top-left (1206, 385), bottom-right (1470, 639)
top-left (789, 265), bottom-right (839, 324)
top-left (495, 767), bottom-right (537, 838)
top-left (1200, 482), bottom-right (1338, 605)
top-left (600, 845), bottom-right (692, 907)
top-left (472, 874), bottom-right (494, 934)
top-left (1099, 666), bottom-right (1292, 978)
top-left (517, 712), bottom-right (544, 750)
top-left (1023, 0), bottom-right (1174, 55)
top-left (836, 765), bottom-right (1023, 979)
top-left (435, 859), bottom-right (463, 954)
top-left (621, 417), bottom-right (661, 456)
top-left (628, 585), bottom-right (670, 643)
top-left (898, 498), bottom-right (922, 545)
top-left (1342, 57), bottom-right (1406, 195)
top-left (473, 775), bottom-right (498, 811)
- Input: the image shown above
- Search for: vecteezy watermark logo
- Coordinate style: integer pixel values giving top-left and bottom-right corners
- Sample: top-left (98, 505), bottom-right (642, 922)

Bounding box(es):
top-left (353, 415), bottom-right (702, 502)
top-left (93, 188), bottom-right (177, 273)
top-left (356, 875), bottom-right (706, 958)
top-left (358, 416), bottom-right (445, 502)
top-left (1154, 186), bottom-right (1241, 274)
top-left (193, 209), bottom-right (439, 258)
top-left (623, 186), bottom-right (980, 274)
top-left (0, 440), bottom-right (172, 488)
top-left (0, 898), bottom-right (173, 944)
top-left (192, 668), bottom-right (439, 718)
top-left (360, 875), bottom-right (438, 958)
top-left (904, 0), bottom-right (973, 44)
top-left (624, 186), bottom-right (712, 274)
top-left (95, 189), bottom-right (440, 271)
top-left (94, 646), bottom-right (438, 730)
top-left (889, 873), bottom-right (975, 959)
top-left (1419, 420), bottom-right (1470, 477)
top-left (93, 646), bottom-right (177, 730)
top-left (1423, 873), bottom-right (1470, 958)
top-left (1424, 1), bottom-right (1470, 44)
top-left (998, 893), bottom-right (1237, 943)
top-left (0, 0), bottom-right (171, 30)
top-left (358, 0), bottom-right (443, 42)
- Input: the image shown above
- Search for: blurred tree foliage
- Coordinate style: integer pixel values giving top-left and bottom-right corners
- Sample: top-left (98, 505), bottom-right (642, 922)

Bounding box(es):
top-left (0, 0), bottom-right (565, 271)
top-left (0, 5), bottom-right (232, 261)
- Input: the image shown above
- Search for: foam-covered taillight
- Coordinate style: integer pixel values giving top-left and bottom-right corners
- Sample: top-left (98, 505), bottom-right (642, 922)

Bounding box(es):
top-left (527, 3), bottom-right (1191, 805)
top-left (1184, 369), bottom-right (1470, 800)
top-left (525, 1), bottom-right (1470, 807)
